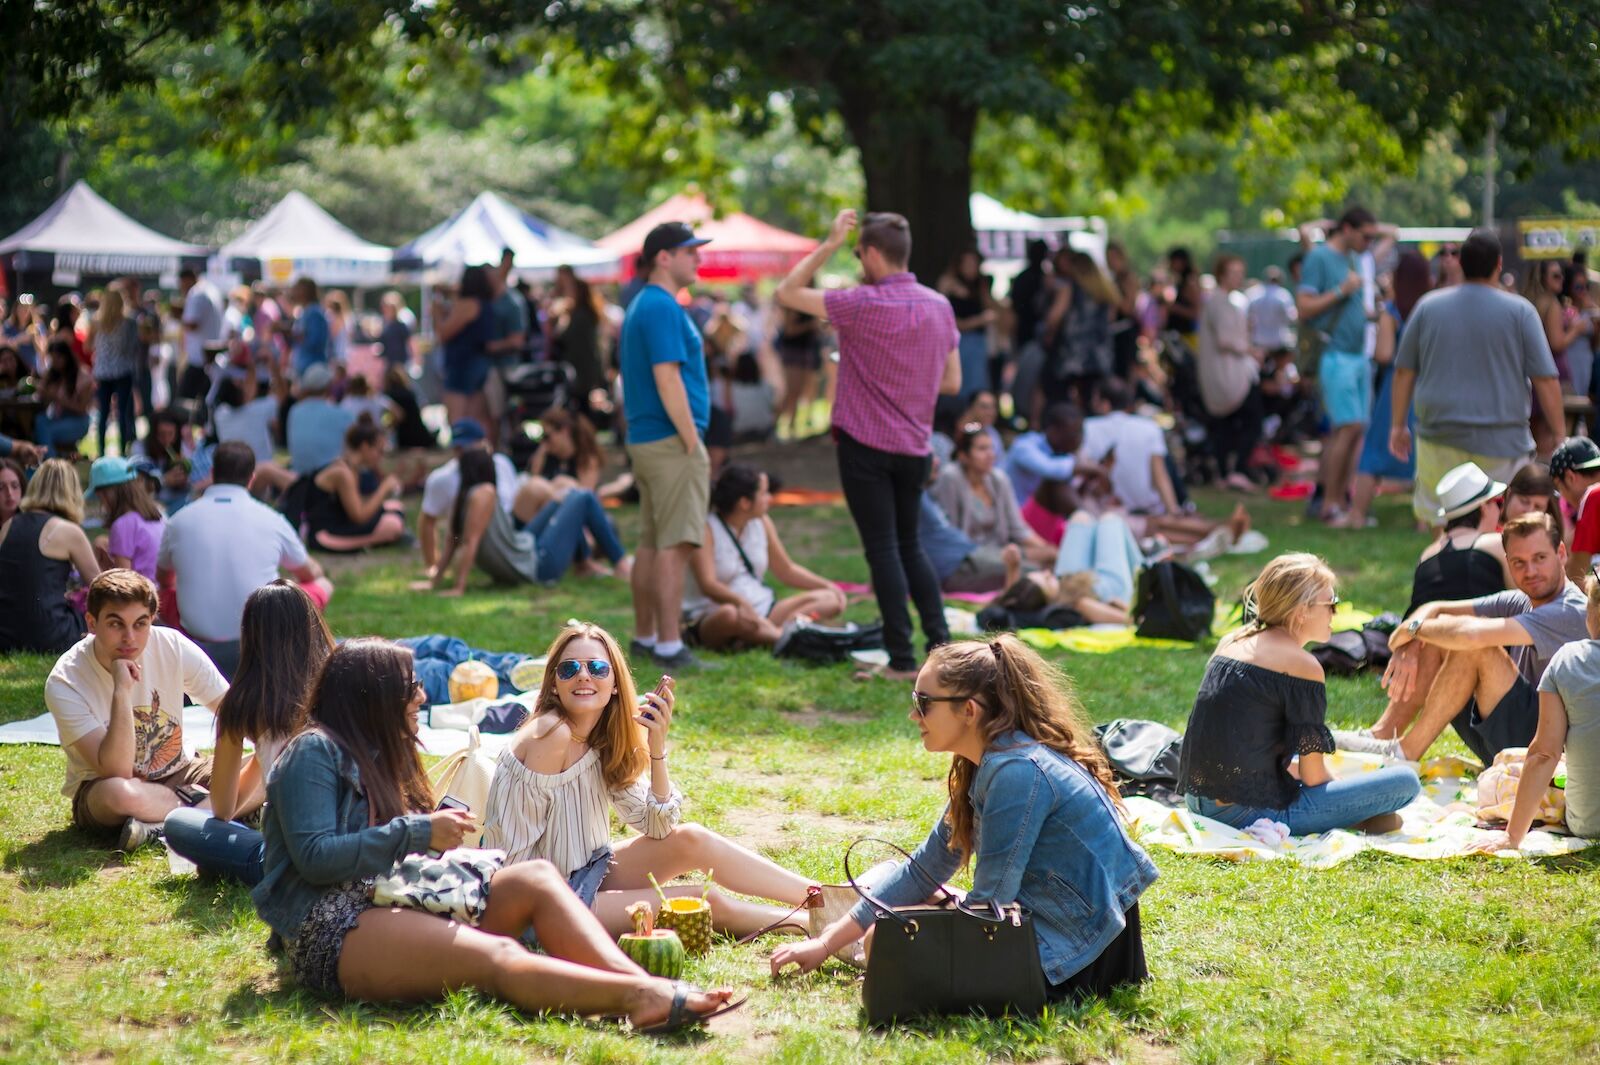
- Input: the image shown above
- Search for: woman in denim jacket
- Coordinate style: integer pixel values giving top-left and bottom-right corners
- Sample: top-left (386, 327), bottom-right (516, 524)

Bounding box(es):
top-left (252, 637), bottom-right (741, 1033)
top-left (772, 635), bottom-right (1157, 999)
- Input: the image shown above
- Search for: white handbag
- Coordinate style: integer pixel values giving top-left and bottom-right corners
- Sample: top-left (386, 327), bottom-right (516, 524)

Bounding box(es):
top-left (428, 725), bottom-right (497, 846)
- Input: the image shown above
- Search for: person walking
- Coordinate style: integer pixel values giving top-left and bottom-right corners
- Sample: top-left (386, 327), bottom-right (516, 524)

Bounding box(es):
top-left (1389, 229), bottom-right (1564, 525)
top-left (618, 222), bottom-right (714, 669)
top-left (777, 209), bottom-right (960, 680)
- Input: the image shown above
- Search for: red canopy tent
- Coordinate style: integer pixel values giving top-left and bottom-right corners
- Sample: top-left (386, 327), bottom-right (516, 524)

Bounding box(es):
top-left (596, 193), bottom-right (817, 282)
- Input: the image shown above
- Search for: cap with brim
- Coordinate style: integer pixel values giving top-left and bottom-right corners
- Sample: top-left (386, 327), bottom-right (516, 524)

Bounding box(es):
top-left (84, 456), bottom-right (136, 498)
top-left (1434, 462), bottom-right (1508, 522)
top-left (450, 418), bottom-right (487, 446)
top-left (1548, 436), bottom-right (1600, 483)
top-left (299, 363), bottom-right (333, 393)
top-left (641, 222), bottom-right (712, 265)
top-left (126, 457), bottom-right (161, 480)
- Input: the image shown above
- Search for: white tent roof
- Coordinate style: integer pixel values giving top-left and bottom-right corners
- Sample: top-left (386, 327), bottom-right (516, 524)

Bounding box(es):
top-left (398, 191), bottom-right (617, 279)
top-left (221, 191), bottom-right (392, 264)
top-left (0, 180), bottom-right (207, 276)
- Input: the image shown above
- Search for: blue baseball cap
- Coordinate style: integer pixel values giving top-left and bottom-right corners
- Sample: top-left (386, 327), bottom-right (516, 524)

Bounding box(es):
top-left (126, 456), bottom-right (161, 480)
top-left (83, 456), bottom-right (136, 498)
top-left (450, 418), bottom-right (487, 446)
top-left (642, 221), bottom-right (712, 264)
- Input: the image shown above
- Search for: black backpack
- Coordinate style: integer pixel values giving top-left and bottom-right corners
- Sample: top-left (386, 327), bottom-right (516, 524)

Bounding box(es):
top-left (773, 618), bottom-right (885, 664)
top-left (1133, 561), bottom-right (1214, 641)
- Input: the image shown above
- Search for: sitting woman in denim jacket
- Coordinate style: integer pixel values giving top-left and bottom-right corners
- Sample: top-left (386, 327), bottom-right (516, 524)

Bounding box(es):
top-left (771, 635), bottom-right (1158, 1000)
top-left (252, 637), bottom-right (740, 1033)
top-left (1178, 553), bottom-right (1422, 834)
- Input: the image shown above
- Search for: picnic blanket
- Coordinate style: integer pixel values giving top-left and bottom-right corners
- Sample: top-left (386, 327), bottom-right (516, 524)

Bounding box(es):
top-left (1127, 751), bottom-right (1597, 865)
top-left (1013, 602), bottom-right (1378, 655)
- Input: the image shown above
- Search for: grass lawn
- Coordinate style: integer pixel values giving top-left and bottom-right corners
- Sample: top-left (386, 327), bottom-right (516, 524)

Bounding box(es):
top-left (4, 485), bottom-right (1600, 1064)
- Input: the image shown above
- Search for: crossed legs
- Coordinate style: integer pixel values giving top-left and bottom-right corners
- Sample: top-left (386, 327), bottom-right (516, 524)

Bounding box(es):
top-left (1389, 645), bottom-right (1521, 762)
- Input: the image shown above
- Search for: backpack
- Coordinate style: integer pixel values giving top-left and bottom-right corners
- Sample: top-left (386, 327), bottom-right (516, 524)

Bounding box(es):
top-left (1133, 561), bottom-right (1214, 641)
top-left (773, 618), bottom-right (885, 664)
top-left (1093, 719), bottom-right (1183, 786)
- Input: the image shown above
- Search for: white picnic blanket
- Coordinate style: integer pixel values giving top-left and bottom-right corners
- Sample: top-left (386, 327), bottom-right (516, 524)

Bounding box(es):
top-left (1128, 751), bottom-right (1596, 864)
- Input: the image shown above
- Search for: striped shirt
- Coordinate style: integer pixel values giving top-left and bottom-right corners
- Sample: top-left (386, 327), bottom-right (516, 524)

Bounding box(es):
top-left (824, 273), bottom-right (959, 457)
top-left (480, 746), bottom-right (683, 877)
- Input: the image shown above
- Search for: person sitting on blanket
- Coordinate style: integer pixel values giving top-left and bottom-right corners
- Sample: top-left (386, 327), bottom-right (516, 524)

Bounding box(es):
top-left (1179, 553), bottom-right (1422, 834)
top-left (302, 418), bottom-right (408, 553)
top-left (43, 569), bottom-right (233, 852)
top-left (932, 423), bottom-right (1057, 568)
top-left (771, 634), bottom-right (1157, 1001)
top-left (998, 511), bottom-right (1147, 626)
top-left (1336, 513), bottom-right (1589, 767)
top-left (1474, 574), bottom-right (1600, 852)
top-left (163, 580), bottom-right (335, 883)
top-left (681, 463), bottom-right (847, 650)
top-left (252, 636), bottom-right (744, 1033)
top-left (919, 457), bottom-right (1025, 595)
top-left (480, 622), bottom-right (818, 939)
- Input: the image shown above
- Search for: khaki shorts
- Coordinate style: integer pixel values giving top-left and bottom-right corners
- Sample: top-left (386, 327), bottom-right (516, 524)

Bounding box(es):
top-left (71, 756), bottom-right (213, 832)
top-left (1414, 438), bottom-right (1529, 526)
top-left (628, 436), bottom-right (710, 550)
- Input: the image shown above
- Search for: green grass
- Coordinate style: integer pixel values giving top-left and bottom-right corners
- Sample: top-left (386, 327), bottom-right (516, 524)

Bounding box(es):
top-left (4, 487), bottom-right (1600, 1063)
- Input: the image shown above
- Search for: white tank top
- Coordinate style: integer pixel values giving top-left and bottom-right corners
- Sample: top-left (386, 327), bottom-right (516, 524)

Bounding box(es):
top-left (682, 515), bottom-right (774, 616)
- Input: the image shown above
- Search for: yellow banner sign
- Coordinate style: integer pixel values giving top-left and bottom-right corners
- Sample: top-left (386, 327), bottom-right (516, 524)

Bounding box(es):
top-left (1518, 219), bottom-right (1600, 260)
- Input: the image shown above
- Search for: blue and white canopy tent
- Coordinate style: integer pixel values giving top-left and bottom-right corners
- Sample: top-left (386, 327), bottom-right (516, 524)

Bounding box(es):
top-left (394, 191), bottom-right (617, 282)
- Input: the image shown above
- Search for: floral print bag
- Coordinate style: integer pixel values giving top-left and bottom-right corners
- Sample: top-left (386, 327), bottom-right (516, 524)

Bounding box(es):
top-left (371, 847), bottom-right (506, 925)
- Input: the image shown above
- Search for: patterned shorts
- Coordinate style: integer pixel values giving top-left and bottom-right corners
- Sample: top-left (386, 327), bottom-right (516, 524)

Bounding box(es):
top-left (287, 880), bottom-right (374, 997)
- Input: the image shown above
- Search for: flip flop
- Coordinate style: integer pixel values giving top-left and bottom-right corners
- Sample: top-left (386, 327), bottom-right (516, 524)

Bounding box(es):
top-left (635, 982), bottom-right (747, 1036)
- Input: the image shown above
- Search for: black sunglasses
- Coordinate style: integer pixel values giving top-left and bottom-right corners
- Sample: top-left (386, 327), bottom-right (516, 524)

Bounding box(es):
top-left (911, 690), bottom-right (972, 717)
top-left (556, 658), bottom-right (613, 682)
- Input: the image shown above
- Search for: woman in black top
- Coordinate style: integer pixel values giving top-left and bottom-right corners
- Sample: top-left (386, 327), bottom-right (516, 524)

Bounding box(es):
top-left (1179, 553), bottom-right (1421, 834)
top-left (0, 459), bottom-right (100, 653)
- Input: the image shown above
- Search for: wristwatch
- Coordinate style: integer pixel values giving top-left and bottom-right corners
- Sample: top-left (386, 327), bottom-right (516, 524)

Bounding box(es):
top-left (1406, 618), bottom-right (1423, 637)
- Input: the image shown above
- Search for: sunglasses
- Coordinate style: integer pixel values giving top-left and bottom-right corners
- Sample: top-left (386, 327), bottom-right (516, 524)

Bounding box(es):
top-left (1440, 247), bottom-right (1459, 257)
top-left (911, 690), bottom-right (972, 717)
top-left (1313, 594), bottom-right (1342, 612)
top-left (555, 658), bottom-right (613, 682)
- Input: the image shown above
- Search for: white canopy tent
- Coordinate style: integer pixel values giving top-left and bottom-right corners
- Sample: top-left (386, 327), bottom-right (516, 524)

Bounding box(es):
top-left (395, 191), bottom-right (617, 282)
top-left (971, 193), bottom-right (1107, 290)
top-left (218, 191), bottom-right (394, 287)
top-left (0, 180), bottom-right (208, 285)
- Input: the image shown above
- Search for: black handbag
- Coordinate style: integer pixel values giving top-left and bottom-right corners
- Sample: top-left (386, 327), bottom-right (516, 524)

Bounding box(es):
top-left (773, 617), bottom-right (885, 663)
top-left (1132, 560), bottom-right (1214, 641)
top-left (846, 838), bottom-right (1047, 1026)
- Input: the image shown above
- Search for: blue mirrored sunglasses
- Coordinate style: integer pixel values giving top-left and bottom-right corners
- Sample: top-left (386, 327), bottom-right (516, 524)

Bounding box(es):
top-left (556, 658), bottom-right (612, 682)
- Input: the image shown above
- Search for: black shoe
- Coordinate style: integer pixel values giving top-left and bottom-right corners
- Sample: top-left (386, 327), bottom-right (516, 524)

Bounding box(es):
top-left (629, 638), bottom-right (657, 661)
top-left (652, 645), bottom-right (715, 670)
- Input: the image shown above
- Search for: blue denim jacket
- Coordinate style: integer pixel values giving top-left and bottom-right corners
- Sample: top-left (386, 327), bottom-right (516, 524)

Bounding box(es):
top-left (848, 731), bottom-right (1158, 985)
top-left (251, 730), bottom-right (433, 939)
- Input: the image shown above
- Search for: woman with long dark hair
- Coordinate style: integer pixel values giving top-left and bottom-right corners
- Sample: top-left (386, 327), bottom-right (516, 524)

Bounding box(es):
top-left (431, 266), bottom-right (497, 432)
top-left (162, 581), bottom-right (335, 883)
top-left (252, 637), bottom-right (741, 1030)
top-left (772, 636), bottom-right (1158, 1001)
top-left (550, 266), bottom-right (607, 410)
top-left (32, 340), bottom-right (94, 457)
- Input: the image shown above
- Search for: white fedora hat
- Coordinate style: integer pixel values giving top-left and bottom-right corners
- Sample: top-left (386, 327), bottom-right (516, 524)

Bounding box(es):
top-left (1435, 462), bottom-right (1507, 522)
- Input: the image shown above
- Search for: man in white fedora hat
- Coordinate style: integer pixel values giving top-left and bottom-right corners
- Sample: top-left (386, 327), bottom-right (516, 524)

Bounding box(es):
top-left (1336, 506), bottom-right (1587, 767)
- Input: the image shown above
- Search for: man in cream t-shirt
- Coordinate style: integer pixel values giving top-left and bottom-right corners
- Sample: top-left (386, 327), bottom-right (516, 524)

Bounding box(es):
top-left (45, 570), bottom-right (229, 851)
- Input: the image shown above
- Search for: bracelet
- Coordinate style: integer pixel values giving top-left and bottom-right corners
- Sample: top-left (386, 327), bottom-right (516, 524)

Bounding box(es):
top-left (650, 754), bottom-right (666, 761)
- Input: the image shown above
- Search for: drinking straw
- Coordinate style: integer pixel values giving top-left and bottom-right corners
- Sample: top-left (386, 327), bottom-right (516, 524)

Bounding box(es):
top-left (647, 872), bottom-right (670, 906)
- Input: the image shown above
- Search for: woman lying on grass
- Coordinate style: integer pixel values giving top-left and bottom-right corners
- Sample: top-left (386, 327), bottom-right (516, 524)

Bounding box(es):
top-left (772, 635), bottom-right (1158, 1001)
top-left (1178, 553), bottom-right (1422, 834)
top-left (480, 622), bottom-right (816, 938)
top-left (251, 636), bottom-right (740, 1033)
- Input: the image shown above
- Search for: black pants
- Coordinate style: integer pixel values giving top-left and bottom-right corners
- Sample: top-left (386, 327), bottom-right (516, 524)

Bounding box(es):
top-left (96, 375), bottom-right (136, 457)
top-left (835, 431), bottom-right (949, 671)
top-left (1207, 386), bottom-right (1264, 478)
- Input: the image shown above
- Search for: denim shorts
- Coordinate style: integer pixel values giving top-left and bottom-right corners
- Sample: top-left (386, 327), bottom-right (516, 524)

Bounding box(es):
top-left (443, 355), bottom-right (491, 396)
top-left (1318, 349), bottom-right (1373, 428)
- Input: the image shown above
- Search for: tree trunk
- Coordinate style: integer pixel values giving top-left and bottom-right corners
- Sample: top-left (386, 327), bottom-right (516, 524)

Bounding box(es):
top-left (840, 97), bottom-right (977, 285)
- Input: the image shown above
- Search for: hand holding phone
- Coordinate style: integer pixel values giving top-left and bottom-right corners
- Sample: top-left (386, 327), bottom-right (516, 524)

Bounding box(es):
top-left (635, 675), bottom-right (674, 755)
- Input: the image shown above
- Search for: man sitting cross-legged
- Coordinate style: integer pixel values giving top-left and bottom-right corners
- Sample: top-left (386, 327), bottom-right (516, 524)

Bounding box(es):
top-left (1336, 513), bottom-right (1588, 766)
top-left (44, 569), bottom-right (236, 851)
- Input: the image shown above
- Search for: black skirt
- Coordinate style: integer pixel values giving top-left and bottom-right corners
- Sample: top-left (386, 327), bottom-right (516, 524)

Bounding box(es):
top-left (1048, 902), bottom-right (1147, 1000)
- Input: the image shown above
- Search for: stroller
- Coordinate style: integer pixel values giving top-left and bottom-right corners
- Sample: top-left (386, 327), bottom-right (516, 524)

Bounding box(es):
top-left (501, 361), bottom-right (575, 470)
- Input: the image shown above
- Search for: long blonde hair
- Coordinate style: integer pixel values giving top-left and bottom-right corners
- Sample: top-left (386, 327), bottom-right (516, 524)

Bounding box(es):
top-left (531, 623), bottom-right (647, 790)
top-left (95, 289), bottom-right (125, 334)
top-left (1240, 552), bottom-right (1336, 633)
top-left (926, 635), bottom-right (1122, 864)
top-left (20, 459), bottom-right (85, 524)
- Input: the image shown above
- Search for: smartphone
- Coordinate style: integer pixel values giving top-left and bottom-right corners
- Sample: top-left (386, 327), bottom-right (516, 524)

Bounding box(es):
top-left (436, 795), bottom-right (470, 814)
top-left (175, 783), bottom-right (209, 807)
top-left (640, 675), bottom-right (673, 721)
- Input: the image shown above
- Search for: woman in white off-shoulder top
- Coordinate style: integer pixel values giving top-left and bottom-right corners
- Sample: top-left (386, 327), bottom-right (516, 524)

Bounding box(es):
top-left (481, 622), bottom-right (815, 938)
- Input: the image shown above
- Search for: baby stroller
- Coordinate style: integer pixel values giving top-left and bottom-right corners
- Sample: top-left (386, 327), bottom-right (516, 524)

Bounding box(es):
top-left (502, 362), bottom-right (575, 470)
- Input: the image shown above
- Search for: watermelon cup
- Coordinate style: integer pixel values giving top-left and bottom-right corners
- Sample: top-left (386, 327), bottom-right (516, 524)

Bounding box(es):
top-left (619, 901), bottom-right (686, 978)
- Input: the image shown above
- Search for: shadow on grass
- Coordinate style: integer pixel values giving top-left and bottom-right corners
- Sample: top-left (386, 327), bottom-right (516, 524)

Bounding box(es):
top-left (1531, 844), bottom-right (1600, 874)
top-left (156, 871), bottom-right (259, 935)
top-left (2, 826), bottom-right (123, 889)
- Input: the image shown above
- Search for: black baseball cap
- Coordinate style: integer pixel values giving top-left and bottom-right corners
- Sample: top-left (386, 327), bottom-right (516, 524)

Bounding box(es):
top-left (641, 222), bottom-right (712, 264)
top-left (1549, 436), bottom-right (1600, 481)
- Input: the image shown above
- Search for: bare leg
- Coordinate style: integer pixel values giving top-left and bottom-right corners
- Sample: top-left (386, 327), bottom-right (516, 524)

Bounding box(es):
top-left (313, 512), bottom-right (407, 552)
top-left (250, 462), bottom-right (297, 496)
top-left (593, 882), bottom-right (800, 939)
top-left (1067, 597), bottom-right (1132, 625)
top-left (631, 547), bottom-right (658, 641)
top-left (1396, 646), bottom-right (1520, 761)
top-left (477, 860), bottom-right (637, 972)
top-left (694, 605), bottom-right (780, 650)
top-left (1371, 642), bottom-right (1444, 737)
top-left (1002, 543), bottom-right (1023, 587)
top-left (768, 587), bottom-right (847, 628)
top-left (653, 544), bottom-right (694, 645)
top-left (444, 391), bottom-right (468, 425)
top-left (606, 824), bottom-right (813, 906)
top-left (1322, 424), bottom-right (1365, 517)
top-left (82, 778), bottom-right (184, 826)
top-left (1343, 472), bottom-right (1379, 528)
top-left (1021, 540), bottom-right (1057, 567)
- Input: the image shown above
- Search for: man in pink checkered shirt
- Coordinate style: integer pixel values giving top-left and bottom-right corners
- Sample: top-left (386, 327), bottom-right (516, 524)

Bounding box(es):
top-left (778, 209), bottom-right (962, 678)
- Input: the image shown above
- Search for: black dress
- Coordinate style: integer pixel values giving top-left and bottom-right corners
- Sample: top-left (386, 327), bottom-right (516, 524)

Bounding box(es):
top-left (1048, 903), bottom-right (1147, 1000)
top-left (1407, 535), bottom-right (1504, 617)
top-left (304, 466), bottom-right (387, 551)
top-left (0, 511), bottom-right (85, 653)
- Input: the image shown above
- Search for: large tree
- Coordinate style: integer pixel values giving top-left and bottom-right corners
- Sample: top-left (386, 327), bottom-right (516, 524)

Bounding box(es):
top-left (12, 2), bottom-right (1600, 278)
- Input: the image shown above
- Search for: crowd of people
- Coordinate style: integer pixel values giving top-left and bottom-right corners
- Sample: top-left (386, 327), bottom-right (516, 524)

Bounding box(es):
top-left (2, 202), bottom-right (1598, 1035)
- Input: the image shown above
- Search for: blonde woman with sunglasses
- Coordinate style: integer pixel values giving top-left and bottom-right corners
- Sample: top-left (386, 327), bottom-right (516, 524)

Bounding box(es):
top-left (1178, 553), bottom-right (1421, 834)
top-left (480, 622), bottom-right (816, 938)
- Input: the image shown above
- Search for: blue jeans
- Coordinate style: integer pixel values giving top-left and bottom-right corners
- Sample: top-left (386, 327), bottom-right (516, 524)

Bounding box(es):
top-left (529, 489), bottom-right (626, 582)
top-left (398, 634), bottom-right (531, 707)
top-left (163, 806), bottom-right (265, 885)
top-left (96, 375), bottom-right (136, 457)
top-left (1186, 765), bottom-right (1421, 835)
top-left (32, 412), bottom-right (91, 456)
top-left (1055, 512), bottom-right (1143, 604)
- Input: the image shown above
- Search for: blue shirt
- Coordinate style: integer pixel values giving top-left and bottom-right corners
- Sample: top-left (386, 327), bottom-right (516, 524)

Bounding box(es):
top-left (1006, 431), bottom-right (1077, 503)
top-left (619, 284), bottom-right (709, 444)
top-left (286, 398), bottom-right (355, 473)
top-left (293, 305), bottom-right (330, 374)
top-left (1298, 244), bottom-right (1367, 354)
top-left (918, 495), bottom-right (978, 582)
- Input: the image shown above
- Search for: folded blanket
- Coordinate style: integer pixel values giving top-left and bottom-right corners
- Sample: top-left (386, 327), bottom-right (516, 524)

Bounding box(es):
top-left (398, 635), bottom-right (535, 708)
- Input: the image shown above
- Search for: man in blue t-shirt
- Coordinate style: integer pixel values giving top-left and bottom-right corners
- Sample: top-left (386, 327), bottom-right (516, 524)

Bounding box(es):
top-left (618, 221), bottom-right (713, 669)
top-left (288, 277), bottom-right (330, 379)
top-left (1296, 205), bottom-right (1377, 523)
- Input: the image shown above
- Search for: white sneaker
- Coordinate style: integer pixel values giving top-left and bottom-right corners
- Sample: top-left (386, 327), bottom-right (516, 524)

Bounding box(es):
top-left (1331, 729), bottom-right (1413, 765)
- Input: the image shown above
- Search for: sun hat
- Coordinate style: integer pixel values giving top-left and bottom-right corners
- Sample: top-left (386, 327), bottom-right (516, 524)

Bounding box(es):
top-left (83, 456), bottom-right (136, 499)
top-left (641, 222), bottom-right (712, 265)
top-left (1434, 462), bottom-right (1508, 522)
top-left (1547, 436), bottom-right (1600, 483)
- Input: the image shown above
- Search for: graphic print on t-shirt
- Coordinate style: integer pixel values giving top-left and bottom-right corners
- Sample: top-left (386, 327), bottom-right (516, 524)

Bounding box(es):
top-left (133, 688), bottom-right (186, 781)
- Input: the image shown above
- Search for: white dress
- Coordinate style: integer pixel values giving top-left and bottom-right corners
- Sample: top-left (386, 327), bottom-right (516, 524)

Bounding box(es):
top-left (681, 515), bottom-right (775, 619)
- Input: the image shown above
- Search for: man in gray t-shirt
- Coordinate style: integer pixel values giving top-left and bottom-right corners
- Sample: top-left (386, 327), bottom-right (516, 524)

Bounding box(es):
top-left (1388, 228), bottom-right (1563, 524)
top-left (1336, 514), bottom-right (1587, 765)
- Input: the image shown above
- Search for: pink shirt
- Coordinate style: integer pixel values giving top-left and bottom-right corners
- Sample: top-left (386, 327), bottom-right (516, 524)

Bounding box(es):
top-left (824, 273), bottom-right (959, 456)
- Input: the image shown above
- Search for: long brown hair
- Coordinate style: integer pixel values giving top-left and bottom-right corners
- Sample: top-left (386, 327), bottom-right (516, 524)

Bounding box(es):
top-left (540, 406), bottom-right (603, 479)
top-left (302, 637), bottom-right (433, 821)
top-left (97, 477), bottom-right (163, 524)
top-left (926, 635), bottom-right (1121, 864)
top-left (218, 580), bottom-right (335, 746)
top-left (530, 623), bottom-right (647, 790)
